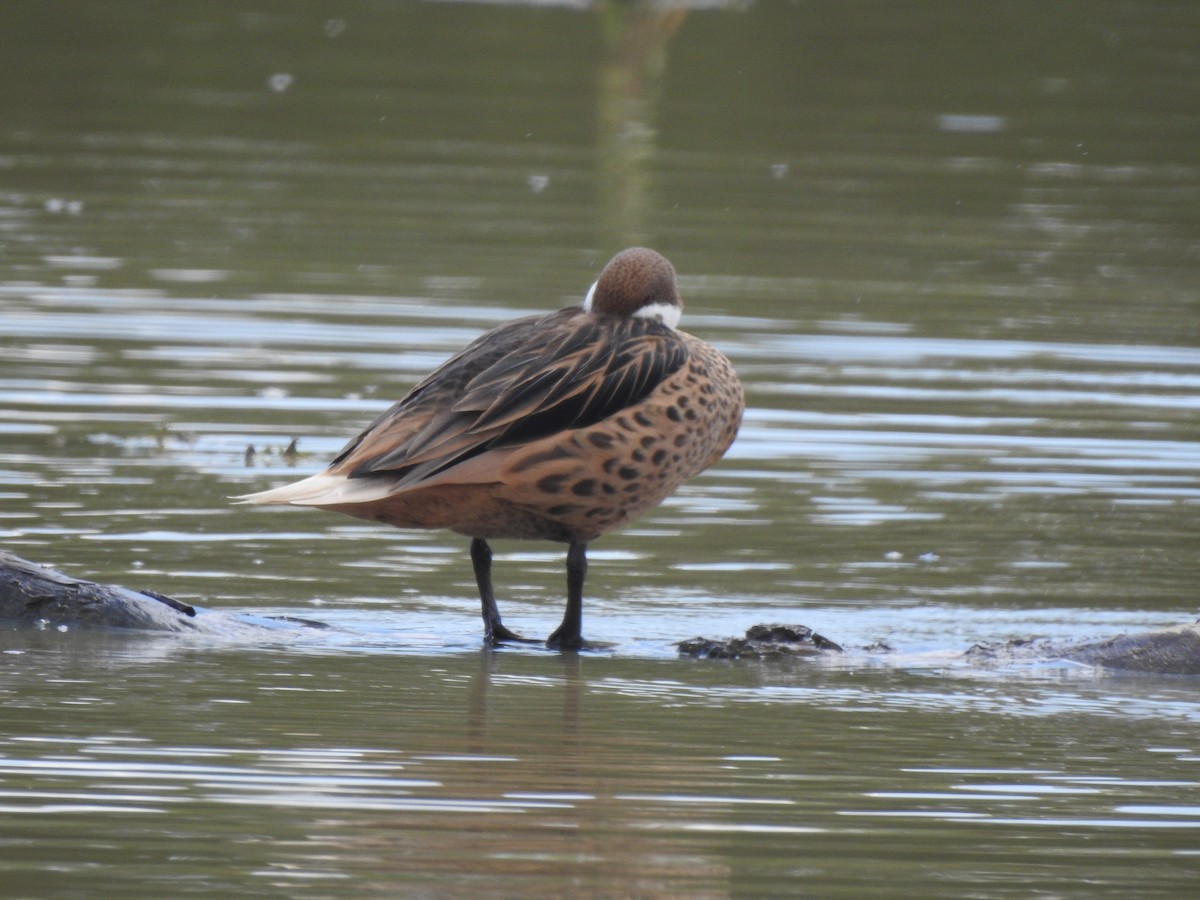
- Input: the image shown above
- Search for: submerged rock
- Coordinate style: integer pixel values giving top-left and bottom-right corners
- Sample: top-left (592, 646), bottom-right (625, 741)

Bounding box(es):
top-left (677, 623), bottom-right (844, 659)
top-left (0, 551), bottom-right (323, 636)
top-left (682, 619), bottom-right (1200, 676)
top-left (966, 623), bottom-right (1200, 676)
top-left (1, 551), bottom-right (200, 632)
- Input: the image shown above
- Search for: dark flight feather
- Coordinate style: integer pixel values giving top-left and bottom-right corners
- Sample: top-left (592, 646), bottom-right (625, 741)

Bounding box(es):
top-left (331, 309), bottom-right (688, 484)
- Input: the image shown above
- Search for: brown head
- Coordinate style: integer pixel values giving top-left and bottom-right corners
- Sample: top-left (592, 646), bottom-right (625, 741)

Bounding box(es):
top-left (583, 247), bottom-right (683, 328)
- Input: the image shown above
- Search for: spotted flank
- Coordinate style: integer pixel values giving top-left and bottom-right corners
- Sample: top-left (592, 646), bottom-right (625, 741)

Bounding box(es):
top-left (237, 247), bottom-right (744, 649)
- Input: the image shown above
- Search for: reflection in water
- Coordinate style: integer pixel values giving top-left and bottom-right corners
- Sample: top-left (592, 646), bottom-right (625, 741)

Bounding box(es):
top-left (468, 649), bottom-right (585, 756)
top-left (595, 1), bottom-right (688, 248)
top-left (1, 653), bottom-right (1199, 894)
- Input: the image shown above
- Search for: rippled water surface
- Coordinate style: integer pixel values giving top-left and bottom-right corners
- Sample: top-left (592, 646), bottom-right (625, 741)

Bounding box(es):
top-left (2, 2), bottom-right (1200, 896)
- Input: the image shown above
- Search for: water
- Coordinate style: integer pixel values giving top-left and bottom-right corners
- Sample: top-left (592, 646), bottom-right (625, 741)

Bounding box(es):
top-left (2, 1), bottom-right (1200, 895)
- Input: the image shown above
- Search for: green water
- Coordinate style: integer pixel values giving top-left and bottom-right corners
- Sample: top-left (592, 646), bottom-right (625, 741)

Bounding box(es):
top-left (2, 2), bottom-right (1199, 896)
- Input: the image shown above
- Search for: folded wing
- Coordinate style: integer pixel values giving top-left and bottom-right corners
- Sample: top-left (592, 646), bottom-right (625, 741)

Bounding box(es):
top-left (334, 308), bottom-right (689, 487)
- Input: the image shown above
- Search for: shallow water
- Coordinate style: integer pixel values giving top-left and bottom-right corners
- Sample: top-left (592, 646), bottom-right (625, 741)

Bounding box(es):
top-left (2, 1), bottom-right (1200, 895)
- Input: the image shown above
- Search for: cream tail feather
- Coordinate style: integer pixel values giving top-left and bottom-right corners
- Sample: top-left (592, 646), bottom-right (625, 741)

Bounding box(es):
top-left (234, 471), bottom-right (394, 507)
top-left (235, 446), bottom-right (517, 508)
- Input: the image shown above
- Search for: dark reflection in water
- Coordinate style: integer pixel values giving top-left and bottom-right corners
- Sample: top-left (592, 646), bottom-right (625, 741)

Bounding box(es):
top-left (595, 2), bottom-right (688, 248)
top-left (2, 0), bottom-right (1200, 895)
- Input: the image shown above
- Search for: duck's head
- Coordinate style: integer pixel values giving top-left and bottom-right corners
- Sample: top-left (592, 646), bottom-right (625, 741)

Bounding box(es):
top-left (583, 247), bottom-right (682, 330)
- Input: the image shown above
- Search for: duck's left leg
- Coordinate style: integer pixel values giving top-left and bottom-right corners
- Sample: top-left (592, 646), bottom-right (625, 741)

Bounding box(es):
top-left (471, 538), bottom-right (533, 645)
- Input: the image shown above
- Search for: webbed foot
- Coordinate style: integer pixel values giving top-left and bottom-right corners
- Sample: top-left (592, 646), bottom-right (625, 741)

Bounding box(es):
top-left (545, 630), bottom-right (614, 652)
top-left (485, 622), bottom-right (540, 646)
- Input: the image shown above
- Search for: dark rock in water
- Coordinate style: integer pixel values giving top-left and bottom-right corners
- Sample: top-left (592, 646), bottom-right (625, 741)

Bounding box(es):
top-left (0, 550), bottom-right (324, 636)
top-left (1065, 624), bottom-right (1200, 674)
top-left (967, 623), bottom-right (1200, 676)
top-left (683, 619), bottom-right (1200, 676)
top-left (1, 550), bottom-right (201, 632)
top-left (678, 623), bottom-right (843, 659)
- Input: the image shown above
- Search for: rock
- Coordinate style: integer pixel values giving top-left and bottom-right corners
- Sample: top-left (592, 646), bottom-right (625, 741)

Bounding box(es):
top-left (0, 551), bottom-right (323, 636)
top-left (0, 551), bottom-right (200, 631)
top-left (682, 619), bottom-right (1200, 676)
top-left (677, 623), bottom-right (843, 659)
top-left (966, 622), bottom-right (1200, 676)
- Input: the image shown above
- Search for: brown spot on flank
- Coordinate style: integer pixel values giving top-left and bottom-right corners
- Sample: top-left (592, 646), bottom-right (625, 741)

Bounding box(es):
top-left (537, 474), bottom-right (569, 494)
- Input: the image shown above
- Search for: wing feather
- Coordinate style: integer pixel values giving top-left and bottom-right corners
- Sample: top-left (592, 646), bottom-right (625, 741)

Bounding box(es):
top-left (334, 308), bottom-right (687, 484)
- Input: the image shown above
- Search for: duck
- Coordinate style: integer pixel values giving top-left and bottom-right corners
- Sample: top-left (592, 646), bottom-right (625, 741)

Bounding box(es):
top-left (237, 247), bottom-right (744, 650)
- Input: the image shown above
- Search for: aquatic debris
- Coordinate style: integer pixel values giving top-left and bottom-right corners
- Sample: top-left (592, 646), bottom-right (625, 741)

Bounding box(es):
top-left (677, 624), bottom-right (844, 660)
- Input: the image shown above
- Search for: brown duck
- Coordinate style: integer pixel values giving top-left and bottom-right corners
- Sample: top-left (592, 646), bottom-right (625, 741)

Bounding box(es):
top-left (238, 247), bottom-right (744, 649)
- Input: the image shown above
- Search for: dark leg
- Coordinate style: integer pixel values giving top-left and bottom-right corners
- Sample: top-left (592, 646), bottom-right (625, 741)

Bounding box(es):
top-left (546, 541), bottom-right (588, 650)
top-left (470, 538), bottom-right (532, 645)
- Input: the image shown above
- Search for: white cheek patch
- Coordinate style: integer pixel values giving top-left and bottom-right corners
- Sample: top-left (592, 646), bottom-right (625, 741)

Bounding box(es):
top-left (583, 280), bottom-right (597, 312)
top-left (633, 302), bottom-right (681, 330)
